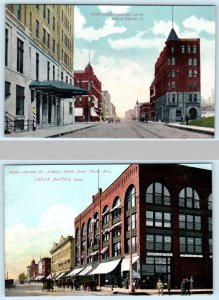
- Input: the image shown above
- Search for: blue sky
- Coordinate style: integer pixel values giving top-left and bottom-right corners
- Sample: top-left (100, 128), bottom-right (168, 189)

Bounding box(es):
top-left (4, 163), bottom-right (212, 279)
top-left (74, 5), bottom-right (215, 117)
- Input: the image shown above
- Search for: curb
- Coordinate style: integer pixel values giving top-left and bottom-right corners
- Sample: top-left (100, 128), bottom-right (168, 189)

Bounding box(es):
top-left (165, 124), bottom-right (214, 136)
top-left (44, 124), bottom-right (98, 138)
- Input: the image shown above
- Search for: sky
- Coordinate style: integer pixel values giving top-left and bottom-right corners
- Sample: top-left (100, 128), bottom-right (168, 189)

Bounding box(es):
top-left (74, 5), bottom-right (216, 118)
top-left (4, 163), bottom-right (212, 280)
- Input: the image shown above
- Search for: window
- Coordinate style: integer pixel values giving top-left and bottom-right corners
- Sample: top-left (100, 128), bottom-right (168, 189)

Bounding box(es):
top-left (172, 82), bottom-right (175, 90)
top-left (16, 85), bottom-right (25, 115)
top-left (43, 5), bottom-right (46, 19)
top-left (87, 218), bottom-right (92, 234)
top-left (17, 38), bottom-right (24, 73)
top-left (132, 213), bottom-right (136, 229)
top-left (168, 70), bottom-right (171, 77)
top-left (146, 211), bottom-right (171, 228)
top-left (194, 70), bottom-right (198, 78)
top-left (194, 82), bottom-right (197, 91)
top-left (209, 238), bottom-right (212, 254)
top-left (36, 52), bottom-right (39, 81)
top-left (102, 206), bottom-right (109, 224)
top-left (125, 236), bottom-right (137, 253)
top-left (61, 71), bottom-right (63, 81)
top-left (193, 45), bottom-right (197, 54)
top-left (35, 20), bottom-right (39, 38)
top-left (53, 16), bottom-right (56, 31)
top-left (113, 227), bottom-right (121, 237)
top-left (47, 61), bottom-right (50, 80)
top-left (171, 46), bottom-right (174, 53)
top-left (47, 8), bottom-right (50, 24)
top-left (179, 214), bottom-right (201, 230)
top-left (81, 240), bottom-right (85, 251)
top-left (179, 187), bottom-right (200, 209)
top-left (5, 29), bottom-right (8, 66)
top-left (172, 57), bottom-right (175, 65)
top-left (146, 234), bottom-right (172, 252)
top-left (43, 28), bottom-right (46, 44)
top-left (193, 58), bottom-right (197, 66)
top-left (187, 45), bottom-right (191, 53)
top-left (180, 237), bottom-right (202, 254)
top-left (146, 182), bottom-right (170, 205)
top-left (16, 5), bottom-right (21, 20)
top-left (125, 185), bottom-right (136, 210)
top-left (112, 197), bottom-right (121, 219)
top-left (145, 257), bottom-right (171, 276)
top-left (5, 81), bottom-right (11, 96)
top-left (168, 58), bottom-right (170, 65)
top-left (113, 241), bottom-right (121, 257)
top-left (29, 12), bottom-right (32, 30)
top-left (188, 82), bottom-right (192, 91)
top-left (53, 39), bottom-right (55, 53)
top-left (47, 33), bottom-right (50, 48)
top-left (172, 70), bottom-right (175, 77)
top-left (194, 94), bottom-right (197, 103)
top-left (181, 45), bottom-right (185, 53)
top-left (53, 65), bottom-right (55, 81)
top-left (188, 58), bottom-right (192, 66)
top-left (189, 94), bottom-right (193, 102)
top-left (188, 70), bottom-right (192, 78)
top-left (103, 231), bottom-right (110, 241)
top-left (66, 76), bottom-right (68, 83)
top-left (168, 82), bottom-right (171, 91)
top-left (81, 223), bottom-right (86, 238)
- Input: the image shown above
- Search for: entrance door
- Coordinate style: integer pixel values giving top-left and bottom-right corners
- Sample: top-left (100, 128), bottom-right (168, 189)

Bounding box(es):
top-left (189, 107), bottom-right (197, 120)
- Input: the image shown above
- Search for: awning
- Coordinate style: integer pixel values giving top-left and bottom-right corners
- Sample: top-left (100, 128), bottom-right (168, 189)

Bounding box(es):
top-left (121, 256), bottom-right (139, 272)
top-left (90, 107), bottom-right (99, 117)
top-left (46, 274), bottom-right (52, 279)
top-left (35, 275), bottom-right (45, 280)
top-left (75, 108), bottom-right (83, 117)
top-left (110, 203), bottom-right (121, 212)
top-left (89, 259), bottom-right (121, 275)
top-left (56, 272), bottom-right (66, 280)
top-left (30, 80), bottom-right (90, 98)
top-left (78, 266), bottom-right (93, 276)
top-left (67, 267), bottom-right (84, 277)
top-left (89, 250), bottom-right (99, 257)
top-left (100, 246), bottom-right (109, 254)
top-left (112, 221), bottom-right (121, 229)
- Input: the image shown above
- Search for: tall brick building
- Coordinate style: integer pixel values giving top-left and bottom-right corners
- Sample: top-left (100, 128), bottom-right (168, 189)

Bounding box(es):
top-left (74, 63), bottom-right (102, 122)
top-left (150, 28), bottom-right (201, 122)
top-left (74, 164), bottom-right (212, 289)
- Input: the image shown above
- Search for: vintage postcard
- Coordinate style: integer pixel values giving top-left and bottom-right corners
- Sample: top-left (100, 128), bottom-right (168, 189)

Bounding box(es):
top-left (4, 163), bottom-right (212, 296)
top-left (4, 4), bottom-right (215, 138)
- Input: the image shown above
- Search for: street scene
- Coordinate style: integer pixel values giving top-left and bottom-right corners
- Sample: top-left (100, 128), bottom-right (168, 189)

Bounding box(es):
top-left (4, 164), bottom-right (213, 296)
top-left (4, 5), bottom-right (215, 138)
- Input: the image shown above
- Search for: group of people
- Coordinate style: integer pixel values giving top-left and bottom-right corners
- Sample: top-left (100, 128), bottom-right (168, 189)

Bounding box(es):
top-left (181, 276), bottom-right (193, 295)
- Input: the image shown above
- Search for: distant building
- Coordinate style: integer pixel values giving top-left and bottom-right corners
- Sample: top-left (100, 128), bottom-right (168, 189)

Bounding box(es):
top-left (74, 164), bottom-right (212, 289)
top-left (124, 109), bottom-right (135, 121)
top-left (74, 63), bottom-right (102, 122)
top-left (151, 28), bottom-right (201, 122)
top-left (139, 103), bottom-right (151, 122)
top-left (26, 259), bottom-right (38, 280)
top-left (134, 100), bottom-right (145, 121)
top-left (38, 257), bottom-right (51, 278)
top-left (50, 235), bottom-right (75, 280)
top-left (102, 90), bottom-right (111, 121)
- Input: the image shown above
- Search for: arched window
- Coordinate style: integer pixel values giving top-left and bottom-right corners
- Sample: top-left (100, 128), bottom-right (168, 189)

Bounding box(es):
top-left (81, 223), bottom-right (86, 238)
top-left (93, 213), bottom-right (99, 245)
top-left (208, 194), bottom-right (212, 210)
top-left (125, 185), bottom-right (136, 210)
top-left (112, 197), bottom-right (121, 219)
top-left (102, 206), bottom-right (109, 224)
top-left (75, 228), bottom-right (80, 242)
top-left (179, 187), bottom-right (200, 209)
top-left (87, 218), bottom-right (92, 234)
top-left (146, 182), bottom-right (170, 205)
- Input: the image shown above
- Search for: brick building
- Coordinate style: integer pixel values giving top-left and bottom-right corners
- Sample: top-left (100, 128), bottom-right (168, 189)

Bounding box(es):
top-left (26, 259), bottom-right (38, 280)
top-left (38, 257), bottom-right (51, 278)
top-left (150, 28), bottom-right (201, 122)
top-left (74, 164), bottom-right (212, 289)
top-left (74, 63), bottom-right (102, 122)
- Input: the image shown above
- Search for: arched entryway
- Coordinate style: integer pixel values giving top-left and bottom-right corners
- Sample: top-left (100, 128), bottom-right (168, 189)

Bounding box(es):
top-left (189, 107), bottom-right (197, 120)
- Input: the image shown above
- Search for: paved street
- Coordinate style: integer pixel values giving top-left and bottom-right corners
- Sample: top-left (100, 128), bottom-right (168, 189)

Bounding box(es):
top-left (62, 121), bottom-right (213, 139)
top-left (5, 283), bottom-right (213, 297)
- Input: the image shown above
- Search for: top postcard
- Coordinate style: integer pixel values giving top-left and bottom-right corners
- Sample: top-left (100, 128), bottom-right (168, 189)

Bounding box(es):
top-left (4, 4), bottom-right (215, 139)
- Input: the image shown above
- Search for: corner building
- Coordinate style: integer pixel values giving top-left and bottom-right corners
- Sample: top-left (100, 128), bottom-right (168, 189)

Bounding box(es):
top-left (74, 164), bottom-right (212, 289)
top-left (152, 28), bottom-right (201, 122)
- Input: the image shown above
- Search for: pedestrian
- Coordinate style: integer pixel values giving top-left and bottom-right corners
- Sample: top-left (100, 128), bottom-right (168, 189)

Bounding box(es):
top-left (181, 279), bottom-right (186, 295)
top-left (157, 279), bottom-right (164, 295)
top-left (190, 276), bottom-right (193, 293)
top-left (167, 281), bottom-right (171, 295)
top-left (185, 278), bottom-right (190, 295)
top-left (185, 115), bottom-right (189, 125)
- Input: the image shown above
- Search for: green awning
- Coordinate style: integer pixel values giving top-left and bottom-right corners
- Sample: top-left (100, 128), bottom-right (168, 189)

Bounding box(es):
top-left (30, 80), bottom-right (90, 98)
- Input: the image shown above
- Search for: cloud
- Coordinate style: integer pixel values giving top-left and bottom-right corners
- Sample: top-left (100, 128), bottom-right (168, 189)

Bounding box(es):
top-left (183, 15), bottom-right (215, 34)
top-left (152, 21), bottom-right (180, 36)
top-left (5, 205), bottom-right (77, 279)
top-left (98, 5), bottom-right (131, 14)
top-left (75, 6), bottom-right (127, 42)
top-left (108, 33), bottom-right (165, 50)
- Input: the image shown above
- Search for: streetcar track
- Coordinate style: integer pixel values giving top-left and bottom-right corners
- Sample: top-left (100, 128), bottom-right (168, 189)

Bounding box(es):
top-left (128, 122), bottom-right (165, 138)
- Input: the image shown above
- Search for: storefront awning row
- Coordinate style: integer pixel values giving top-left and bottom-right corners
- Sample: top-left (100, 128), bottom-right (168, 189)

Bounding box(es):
top-left (89, 259), bottom-right (121, 275)
top-left (68, 267), bottom-right (84, 277)
top-left (121, 256), bottom-right (139, 272)
top-left (78, 266), bottom-right (93, 276)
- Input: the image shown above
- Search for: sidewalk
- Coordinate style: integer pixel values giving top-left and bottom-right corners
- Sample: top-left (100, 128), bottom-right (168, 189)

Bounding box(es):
top-left (165, 123), bottom-right (214, 136)
top-left (5, 123), bottom-right (98, 138)
top-left (98, 286), bottom-right (213, 295)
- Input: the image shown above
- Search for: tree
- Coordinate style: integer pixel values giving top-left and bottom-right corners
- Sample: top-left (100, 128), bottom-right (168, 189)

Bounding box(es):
top-left (18, 273), bottom-right (26, 284)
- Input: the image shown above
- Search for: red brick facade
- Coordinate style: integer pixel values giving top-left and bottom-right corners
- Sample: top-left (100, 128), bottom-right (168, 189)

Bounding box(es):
top-left (74, 63), bottom-right (102, 122)
top-left (74, 164), bottom-right (212, 289)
